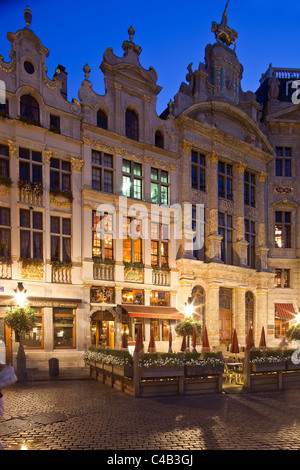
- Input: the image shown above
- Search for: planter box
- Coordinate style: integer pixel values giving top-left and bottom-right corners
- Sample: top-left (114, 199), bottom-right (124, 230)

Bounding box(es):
top-left (251, 362), bottom-right (286, 372)
top-left (286, 362), bottom-right (300, 371)
top-left (185, 365), bottom-right (224, 377)
top-left (103, 364), bottom-right (113, 372)
top-left (140, 366), bottom-right (184, 379)
top-left (113, 365), bottom-right (133, 378)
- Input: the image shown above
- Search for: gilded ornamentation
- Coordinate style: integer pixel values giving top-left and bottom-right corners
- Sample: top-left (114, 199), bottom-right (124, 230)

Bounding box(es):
top-left (209, 151), bottom-right (219, 164)
top-left (181, 140), bottom-right (192, 154)
top-left (21, 264), bottom-right (44, 281)
top-left (8, 140), bottom-right (17, 157)
top-left (258, 223), bottom-right (266, 246)
top-left (211, 1), bottom-right (238, 51)
top-left (71, 157), bottom-right (84, 173)
top-left (236, 161), bottom-right (246, 175)
top-left (44, 150), bottom-right (52, 165)
top-left (258, 171), bottom-right (267, 183)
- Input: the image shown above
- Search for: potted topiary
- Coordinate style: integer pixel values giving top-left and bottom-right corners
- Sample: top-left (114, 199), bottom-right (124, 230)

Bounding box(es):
top-left (175, 316), bottom-right (201, 350)
top-left (286, 324), bottom-right (300, 344)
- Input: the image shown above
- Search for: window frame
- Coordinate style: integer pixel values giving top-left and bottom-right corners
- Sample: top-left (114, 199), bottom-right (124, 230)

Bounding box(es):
top-left (92, 210), bottom-right (114, 261)
top-left (19, 147), bottom-right (43, 184)
top-left (50, 157), bottom-right (71, 192)
top-left (150, 167), bottom-right (169, 205)
top-left (0, 207), bottom-right (11, 259)
top-left (191, 150), bottom-right (206, 192)
top-left (150, 221), bottom-right (169, 268)
top-left (275, 147), bottom-right (292, 177)
top-left (50, 216), bottom-right (72, 263)
top-left (274, 210), bottom-right (292, 248)
top-left (218, 161), bottom-right (233, 200)
top-left (53, 308), bottom-right (76, 349)
top-left (122, 159), bottom-right (143, 200)
top-left (218, 212), bottom-right (233, 265)
top-left (19, 208), bottom-right (43, 260)
top-left (244, 171), bottom-right (256, 207)
top-left (91, 150), bottom-right (113, 193)
top-left (125, 108), bottom-right (139, 141)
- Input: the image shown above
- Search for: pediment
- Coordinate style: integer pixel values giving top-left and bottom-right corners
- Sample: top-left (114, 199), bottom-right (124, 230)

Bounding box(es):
top-left (266, 103), bottom-right (300, 122)
top-left (182, 101), bottom-right (274, 156)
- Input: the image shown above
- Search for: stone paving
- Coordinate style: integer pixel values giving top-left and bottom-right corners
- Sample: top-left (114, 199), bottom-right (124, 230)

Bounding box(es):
top-left (1, 368), bottom-right (300, 451)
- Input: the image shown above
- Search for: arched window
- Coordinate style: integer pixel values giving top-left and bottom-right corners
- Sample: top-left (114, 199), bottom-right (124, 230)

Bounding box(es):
top-left (97, 109), bottom-right (108, 130)
top-left (155, 130), bottom-right (164, 149)
top-left (245, 291), bottom-right (254, 339)
top-left (125, 109), bottom-right (139, 141)
top-left (20, 94), bottom-right (40, 124)
top-left (191, 285), bottom-right (205, 326)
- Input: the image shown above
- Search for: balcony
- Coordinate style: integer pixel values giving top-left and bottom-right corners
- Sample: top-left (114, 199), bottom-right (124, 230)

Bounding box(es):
top-left (93, 262), bottom-right (114, 281)
top-left (0, 262), bottom-right (12, 279)
top-left (152, 268), bottom-right (170, 286)
top-left (18, 181), bottom-right (43, 206)
top-left (51, 263), bottom-right (72, 284)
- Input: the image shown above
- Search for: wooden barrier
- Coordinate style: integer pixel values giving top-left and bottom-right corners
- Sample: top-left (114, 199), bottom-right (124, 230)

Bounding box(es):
top-left (86, 354), bottom-right (223, 398)
top-left (243, 350), bottom-right (300, 392)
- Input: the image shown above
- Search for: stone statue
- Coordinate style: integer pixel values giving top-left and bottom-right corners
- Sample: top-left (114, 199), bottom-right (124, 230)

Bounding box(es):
top-left (268, 72), bottom-right (280, 101)
top-left (211, 1), bottom-right (238, 51)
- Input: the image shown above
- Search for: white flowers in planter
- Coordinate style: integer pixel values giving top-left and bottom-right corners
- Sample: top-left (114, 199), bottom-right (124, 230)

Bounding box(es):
top-left (250, 356), bottom-right (285, 364)
top-left (82, 349), bottom-right (133, 366)
top-left (139, 357), bottom-right (185, 369)
top-left (185, 357), bottom-right (224, 367)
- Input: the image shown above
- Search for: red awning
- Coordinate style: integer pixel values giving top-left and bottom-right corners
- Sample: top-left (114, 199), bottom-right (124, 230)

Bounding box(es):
top-left (275, 303), bottom-right (296, 320)
top-left (121, 305), bottom-right (184, 320)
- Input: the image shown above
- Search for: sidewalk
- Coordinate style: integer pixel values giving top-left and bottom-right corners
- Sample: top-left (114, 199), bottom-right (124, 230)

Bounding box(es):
top-left (17, 367), bottom-right (93, 382)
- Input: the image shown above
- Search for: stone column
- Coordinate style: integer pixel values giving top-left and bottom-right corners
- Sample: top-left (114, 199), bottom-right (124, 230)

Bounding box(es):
top-left (234, 287), bottom-right (247, 348)
top-left (71, 158), bottom-right (84, 284)
top-left (206, 152), bottom-right (222, 262)
top-left (8, 140), bottom-right (19, 279)
top-left (114, 83), bottom-right (123, 134)
top-left (205, 283), bottom-right (220, 346)
top-left (255, 288), bottom-right (269, 347)
top-left (44, 149), bottom-right (52, 283)
top-left (234, 162), bottom-right (248, 267)
top-left (256, 172), bottom-right (269, 271)
top-left (82, 205), bottom-right (93, 280)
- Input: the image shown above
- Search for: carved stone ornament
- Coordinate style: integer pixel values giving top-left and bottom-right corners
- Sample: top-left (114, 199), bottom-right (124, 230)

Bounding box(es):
top-left (71, 157), bottom-right (84, 173)
top-left (218, 198), bottom-right (234, 214)
top-left (274, 186), bottom-right (293, 195)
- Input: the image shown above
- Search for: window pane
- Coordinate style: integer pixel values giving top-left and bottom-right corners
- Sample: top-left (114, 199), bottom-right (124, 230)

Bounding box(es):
top-left (92, 167), bottom-right (101, 190)
top-left (51, 236), bottom-right (60, 261)
top-left (62, 218), bottom-right (71, 235)
top-left (19, 148), bottom-right (30, 159)
top-left (92, 150), bottom-right (101, 165)
top-left (50, 158), bottom-right (60, 169)
top-left (0, 208), bottom-right (10, 227)
top-left (20, 230), bottom-right (30, 258)
top-left (50, 171), bottom-right (59, 189)
top-left (33, 232), bottom-right (43, 259)
top-left (122, 159), bottom-right (131, 173)
top-left (21, 312), bottom-right (43, 347)
top-left (62, 238), bottom-right (71, 263)
top-left (151, 182), bottom-right (159, 203)
top-left (122, 176), bottom-right (131, 197)
top-left (103, 154), bottom-right (113, 168)
top-left (133, 179), bottom-right (141, 199)
top-left (0, 229), bottom-right (10, 257)
top-left (20, 209), bottom-right (30, 228)
top-left (134, 163), bottom-right (142, 176)
top-left (53, 315), bottom-right (75, 348)
top-left (32, 151), bottom-right (42, 162)
top-left (51, 217), bottom-right (60, 234)
top-left (19, 161), bottom-right (30, 181)
top-left (103, 170), bottom-right (113, 193)
top-left (32, 164), bottom-right (42, 183)
top-left (62, 173), bottom-right (71, 191)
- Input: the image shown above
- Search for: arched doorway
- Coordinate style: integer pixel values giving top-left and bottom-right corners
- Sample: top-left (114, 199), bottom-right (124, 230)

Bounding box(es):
top-left (245, 291), bottom-right (254, 341)
top-left (191, 285), bottom-right (205, 328)
top-left (219, 288), bottom-right (232, 346)
top-left (90, 310), bottom-right (115, 349)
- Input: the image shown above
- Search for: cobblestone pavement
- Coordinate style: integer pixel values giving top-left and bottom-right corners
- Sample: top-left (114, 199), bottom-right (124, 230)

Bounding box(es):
top-left (1, 370), bottom-right (300, 452)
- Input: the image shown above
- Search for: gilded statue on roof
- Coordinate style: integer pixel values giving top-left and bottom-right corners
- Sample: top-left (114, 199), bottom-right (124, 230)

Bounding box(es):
top-left (211, 1), bottom-right (238, 51)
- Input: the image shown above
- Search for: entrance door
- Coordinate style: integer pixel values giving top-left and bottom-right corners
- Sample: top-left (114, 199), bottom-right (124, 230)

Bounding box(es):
top-left (219, 288), bottom-right (232, 346)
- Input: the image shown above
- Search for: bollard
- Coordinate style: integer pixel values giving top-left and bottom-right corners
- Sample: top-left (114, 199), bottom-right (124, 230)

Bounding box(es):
top-left (49, 358), bottom-right (59, 377)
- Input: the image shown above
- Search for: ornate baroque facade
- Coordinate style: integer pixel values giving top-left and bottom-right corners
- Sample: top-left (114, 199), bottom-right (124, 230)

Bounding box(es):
top-left (0, 7), bottom-right (299, 368)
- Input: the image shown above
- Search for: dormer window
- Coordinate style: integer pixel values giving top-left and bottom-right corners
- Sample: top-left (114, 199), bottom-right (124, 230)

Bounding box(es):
top-left (125, 109), bottom-right (139, 141)
top-left (155, 130), bottom-right (164, 149)
top-left (97, 109), bottom-right (108, 130)
top-left (20, 94), bottom-right (40, 124)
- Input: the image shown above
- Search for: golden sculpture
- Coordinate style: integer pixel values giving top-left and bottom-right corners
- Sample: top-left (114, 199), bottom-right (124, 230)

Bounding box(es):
top-left (211, 1), bottom-right (238, 51)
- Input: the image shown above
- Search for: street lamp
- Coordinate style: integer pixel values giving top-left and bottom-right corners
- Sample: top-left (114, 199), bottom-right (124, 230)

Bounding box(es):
top-left (13, 282), bottom-right (27, 308)
top-left (184, 297), bottom-right (196, 317)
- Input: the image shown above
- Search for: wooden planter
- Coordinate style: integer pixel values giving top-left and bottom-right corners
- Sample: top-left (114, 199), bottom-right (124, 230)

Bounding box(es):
top-left (251, 362), bottom-right (286, 372)
top-left (140, 366), bottom-right (184, 379)
top-left (113, 365), bottom-right (133, 378)
top-left (185, 365), bottom-right (224, 377)
top-left (286, 361), bottom-right (300, 371)
top-left (103, 364), bottom-right (113, 372)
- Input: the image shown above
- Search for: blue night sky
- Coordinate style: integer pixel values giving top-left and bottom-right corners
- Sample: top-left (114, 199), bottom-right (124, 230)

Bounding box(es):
top-left (1, 0), bottom-right (300, 114)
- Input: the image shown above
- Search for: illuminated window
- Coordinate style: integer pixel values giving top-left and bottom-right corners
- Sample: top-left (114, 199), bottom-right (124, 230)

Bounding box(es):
top-left (275, 211), bottom-right (291, 248)
top-left (21, 308), bottom-right (43, 348)
top-left (123, 217), bottom-right (142, 263)
top-left (151, 222), bottom-right (169, 267)
top-left (122, 159), bottom-right (142, 199)
top-left (275, 269), bottom-right (290, 288)
top-left (92, 210), bottom-right (113, 261)
top-left (53, 308), bottom-right (75, 348)
top-left (151, 168), bottom-right (169, 205)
